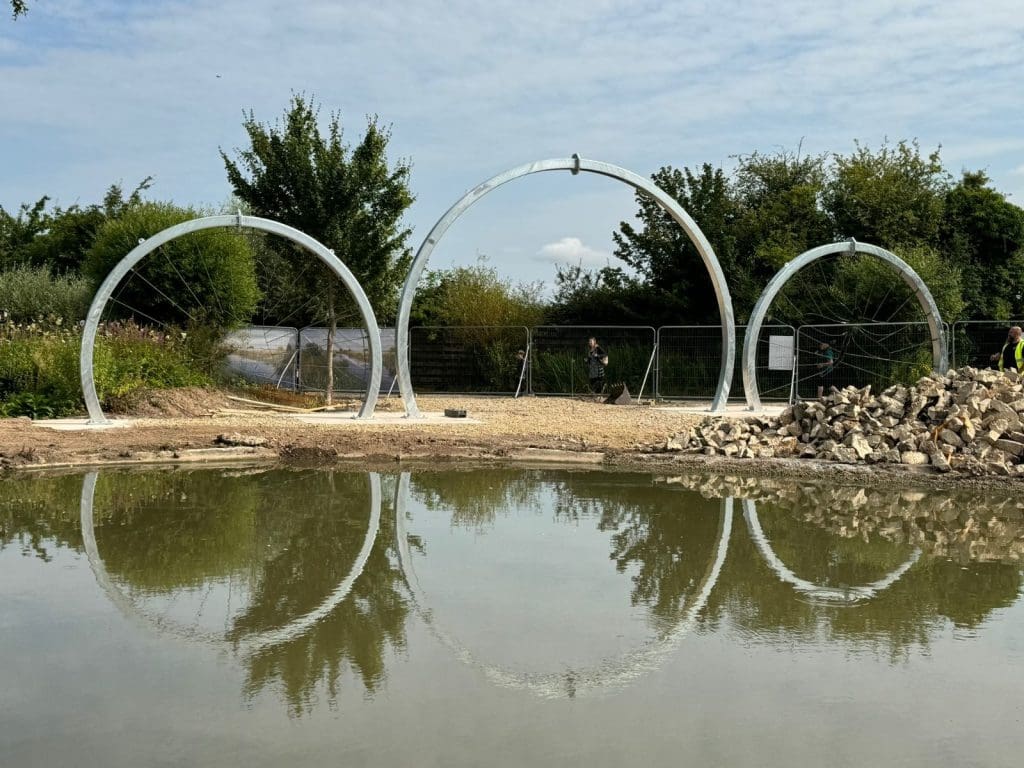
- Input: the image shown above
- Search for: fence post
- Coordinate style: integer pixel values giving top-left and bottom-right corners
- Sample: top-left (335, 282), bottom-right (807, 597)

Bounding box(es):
top-left (637, 341), bottom-right (657, 405)
top-left (515, 338), bottom-right (532, 399)
top-left (654, 327), bottom-right (662, 401)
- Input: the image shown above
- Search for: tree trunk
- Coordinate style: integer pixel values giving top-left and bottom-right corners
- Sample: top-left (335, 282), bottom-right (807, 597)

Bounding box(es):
top-left (325, 284), bottom-right (336, 406)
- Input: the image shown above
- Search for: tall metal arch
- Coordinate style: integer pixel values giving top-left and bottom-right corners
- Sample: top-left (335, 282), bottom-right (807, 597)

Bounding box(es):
top-left (742, 239), bottom-right (948, 410)
top-left (394, 472), bottom-right (733, 699)
top-left (80, 214), bottom-right (383, 423)
top-left (395, 155), bottom-right (737, 416)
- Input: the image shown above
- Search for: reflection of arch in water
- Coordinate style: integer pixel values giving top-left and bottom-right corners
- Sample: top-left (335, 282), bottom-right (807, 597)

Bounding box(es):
top-left (80, 470), bottom-right (381, 654)
top-left (742, 499), bottom-right (920, 604)
top-left (394, 472), bottom-right (733, 700)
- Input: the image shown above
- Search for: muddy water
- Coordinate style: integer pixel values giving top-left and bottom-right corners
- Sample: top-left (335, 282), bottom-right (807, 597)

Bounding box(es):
top-left (1, 467), bottom-right (1022, 767)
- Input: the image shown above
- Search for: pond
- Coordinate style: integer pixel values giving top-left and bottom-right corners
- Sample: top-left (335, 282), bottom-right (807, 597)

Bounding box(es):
top-left (1, 466), bottom-right (1022, 766)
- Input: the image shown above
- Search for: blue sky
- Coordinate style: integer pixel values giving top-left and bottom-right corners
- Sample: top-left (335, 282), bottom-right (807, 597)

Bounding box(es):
top-left (2, 0), bottom-right (1023, 290)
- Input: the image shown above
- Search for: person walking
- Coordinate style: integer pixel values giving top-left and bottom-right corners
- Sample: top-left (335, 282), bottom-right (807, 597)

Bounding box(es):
top-left (990, 326), bottom-right (1024, 374)
top-left (585, 337), bottom-right (608, 394)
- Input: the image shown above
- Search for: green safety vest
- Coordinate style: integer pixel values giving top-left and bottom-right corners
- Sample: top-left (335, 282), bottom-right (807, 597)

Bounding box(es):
top-left (998, 339), bottom-right (1024, 372)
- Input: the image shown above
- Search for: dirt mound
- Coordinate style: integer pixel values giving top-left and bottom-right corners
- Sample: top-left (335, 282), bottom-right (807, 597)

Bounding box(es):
top-left (107, 387), bottom-right (232, 418)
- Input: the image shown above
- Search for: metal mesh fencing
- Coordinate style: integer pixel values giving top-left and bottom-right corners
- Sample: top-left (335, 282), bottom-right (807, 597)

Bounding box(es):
top-left (298, 326), bottom-right (397, 394)
top-left (794, 322), bottom-right (935, 400)
top-left (951, 321), bottom-right (1024, 370)
top-left (529, 326), bottom-right (657, 397)
top-left (656, 325), bottom-right (796, 401)
top-left (222, 326), bottom-right (299, 390)
top-left (409, 326), bottom-right (530, 394)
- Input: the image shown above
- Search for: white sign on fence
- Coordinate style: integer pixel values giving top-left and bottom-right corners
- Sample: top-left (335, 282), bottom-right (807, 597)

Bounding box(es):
top-left (767, 335), bottom-right (795, 371)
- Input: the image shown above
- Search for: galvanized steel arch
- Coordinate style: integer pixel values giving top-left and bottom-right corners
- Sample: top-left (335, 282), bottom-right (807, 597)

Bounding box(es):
top-left (80, 214), bottom-right (382, 423)
top-left (742, 239), bottom-right (948, 410)
top-left (395, 156), bottom-right (737, 416)
top-left (742, 499), bottom-right (920, 604)
top-left (80, 470), bottom-right (382, 654)
top-left (394, 472), bottom-right (734, 699)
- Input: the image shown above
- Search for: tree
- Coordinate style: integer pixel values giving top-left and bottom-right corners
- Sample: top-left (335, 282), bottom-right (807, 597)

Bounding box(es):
top-left (824, 139), bottom-right (949, 248)
top-left (83, 202), bottom-right (260, 329)
top-left (612, 164), bottom-right (740, 324)
top-left (10, 1), bottom-right (27, 19)
top-left (731, 148), bottom-right (831, 295)
top-left (942, 171), bottom-right (1024, 319)
top-left (411, 258), bottom-right (546, 329)
top-left (0, 179), bottom-right (152, 274)
top-left (223, 95), bottom-right (414, 402)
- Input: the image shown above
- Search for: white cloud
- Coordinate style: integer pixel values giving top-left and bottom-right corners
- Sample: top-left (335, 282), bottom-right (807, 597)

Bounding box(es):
top-left (536, 237), bottom-right (613, 268)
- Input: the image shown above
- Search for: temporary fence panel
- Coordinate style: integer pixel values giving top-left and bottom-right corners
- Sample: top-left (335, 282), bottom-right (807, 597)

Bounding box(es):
top-left (409, 326), bottom-right (530, 394)
top-left (529, 326), bottom-right (657, 396)
top-left (951, 321), bottom-right (1024, 370)
top-left (794, 322), bottom-right (934, 400)
top-left (222, 326), bottom-right (300, 390)
top-left (656, 325), bottom-right (796, 402)
top-left (298, 326), bottom-right (397, 394)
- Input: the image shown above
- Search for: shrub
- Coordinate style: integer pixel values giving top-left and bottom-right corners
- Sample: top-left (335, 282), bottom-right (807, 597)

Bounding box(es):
top-left (0, 265), bottom-right (92, 322)
top-left (84, 202), bottom-right (260, 329)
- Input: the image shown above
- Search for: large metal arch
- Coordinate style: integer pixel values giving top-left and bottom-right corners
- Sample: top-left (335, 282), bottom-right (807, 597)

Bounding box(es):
top-left (80, 214), bottom-right (382, 423)
top-left (394, 472), bottom-right (733, 699)
top-left (395, 155), bottom-right (737, 416)
top-left (80, 470), bottom-right (382, 655)
top-left (742, 239), bottom-right (948, 410)
top-left (742, 499), bottom-right (920, 605)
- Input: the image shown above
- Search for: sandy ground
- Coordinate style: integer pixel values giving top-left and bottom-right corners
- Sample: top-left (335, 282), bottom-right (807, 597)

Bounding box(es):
top-left (0, 393), bottom-right (708, 469)
top-left (1, 389), bottom-right (1019, 489)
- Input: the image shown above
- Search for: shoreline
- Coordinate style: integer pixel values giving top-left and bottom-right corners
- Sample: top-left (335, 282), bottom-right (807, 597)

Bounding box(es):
top-left (1, 393), bottom-right (1021, 490)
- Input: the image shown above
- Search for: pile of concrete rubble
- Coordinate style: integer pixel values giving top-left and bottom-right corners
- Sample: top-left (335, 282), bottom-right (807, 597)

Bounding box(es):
top-left (664, 367), bottom-right (1024, 475)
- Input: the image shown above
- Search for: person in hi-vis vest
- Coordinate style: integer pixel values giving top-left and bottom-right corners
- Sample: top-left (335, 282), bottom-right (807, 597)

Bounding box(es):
top-left (990, 326), bottom-right (1024, 373)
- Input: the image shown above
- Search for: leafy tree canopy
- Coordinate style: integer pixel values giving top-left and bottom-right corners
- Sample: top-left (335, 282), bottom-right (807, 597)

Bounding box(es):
top-left (84, 201), bottom-right (260, 329)
top-left (222, 94), bottom-right (414, 324)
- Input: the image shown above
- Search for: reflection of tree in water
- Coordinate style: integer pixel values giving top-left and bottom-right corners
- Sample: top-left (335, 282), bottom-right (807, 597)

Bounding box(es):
top-left (0, 468), bottom-right (410, 718)
top-left (411, 468), bottom-right (724, 627)
top-left (410, 469), bottom-right (545, 530)
top-left (547, 471), bottom-right (722, 626)
top-left (93, 471), bottom-right (262, 592)
top-left (4, 467), bottom-right (1023, 687)
top-left (228, 472), bottom-right (409, 716)
top-left (0, 473), bottom-right (85, 560)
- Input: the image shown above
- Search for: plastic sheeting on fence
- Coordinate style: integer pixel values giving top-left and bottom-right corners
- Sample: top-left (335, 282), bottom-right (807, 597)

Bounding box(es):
top-left (298, 327), bottom-right (397, 394)
top-left (222, 326), bottom-right (300, 389)
top-left (224, 320), bottom-right (963, 402)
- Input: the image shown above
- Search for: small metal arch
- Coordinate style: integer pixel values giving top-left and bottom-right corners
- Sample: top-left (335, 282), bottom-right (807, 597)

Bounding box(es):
top-left (394, 472), bottom-right (734, 699)
top-left (80, 470), bottom-right (382, 655)
top-left (742, 239), bottom-right (948, 410)
top-left (394, 156), bottom-right (737, 416)
top-left (742, 499), bottom-right (921, 604)
top-left (80, 215), bottom-right (382, 423)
